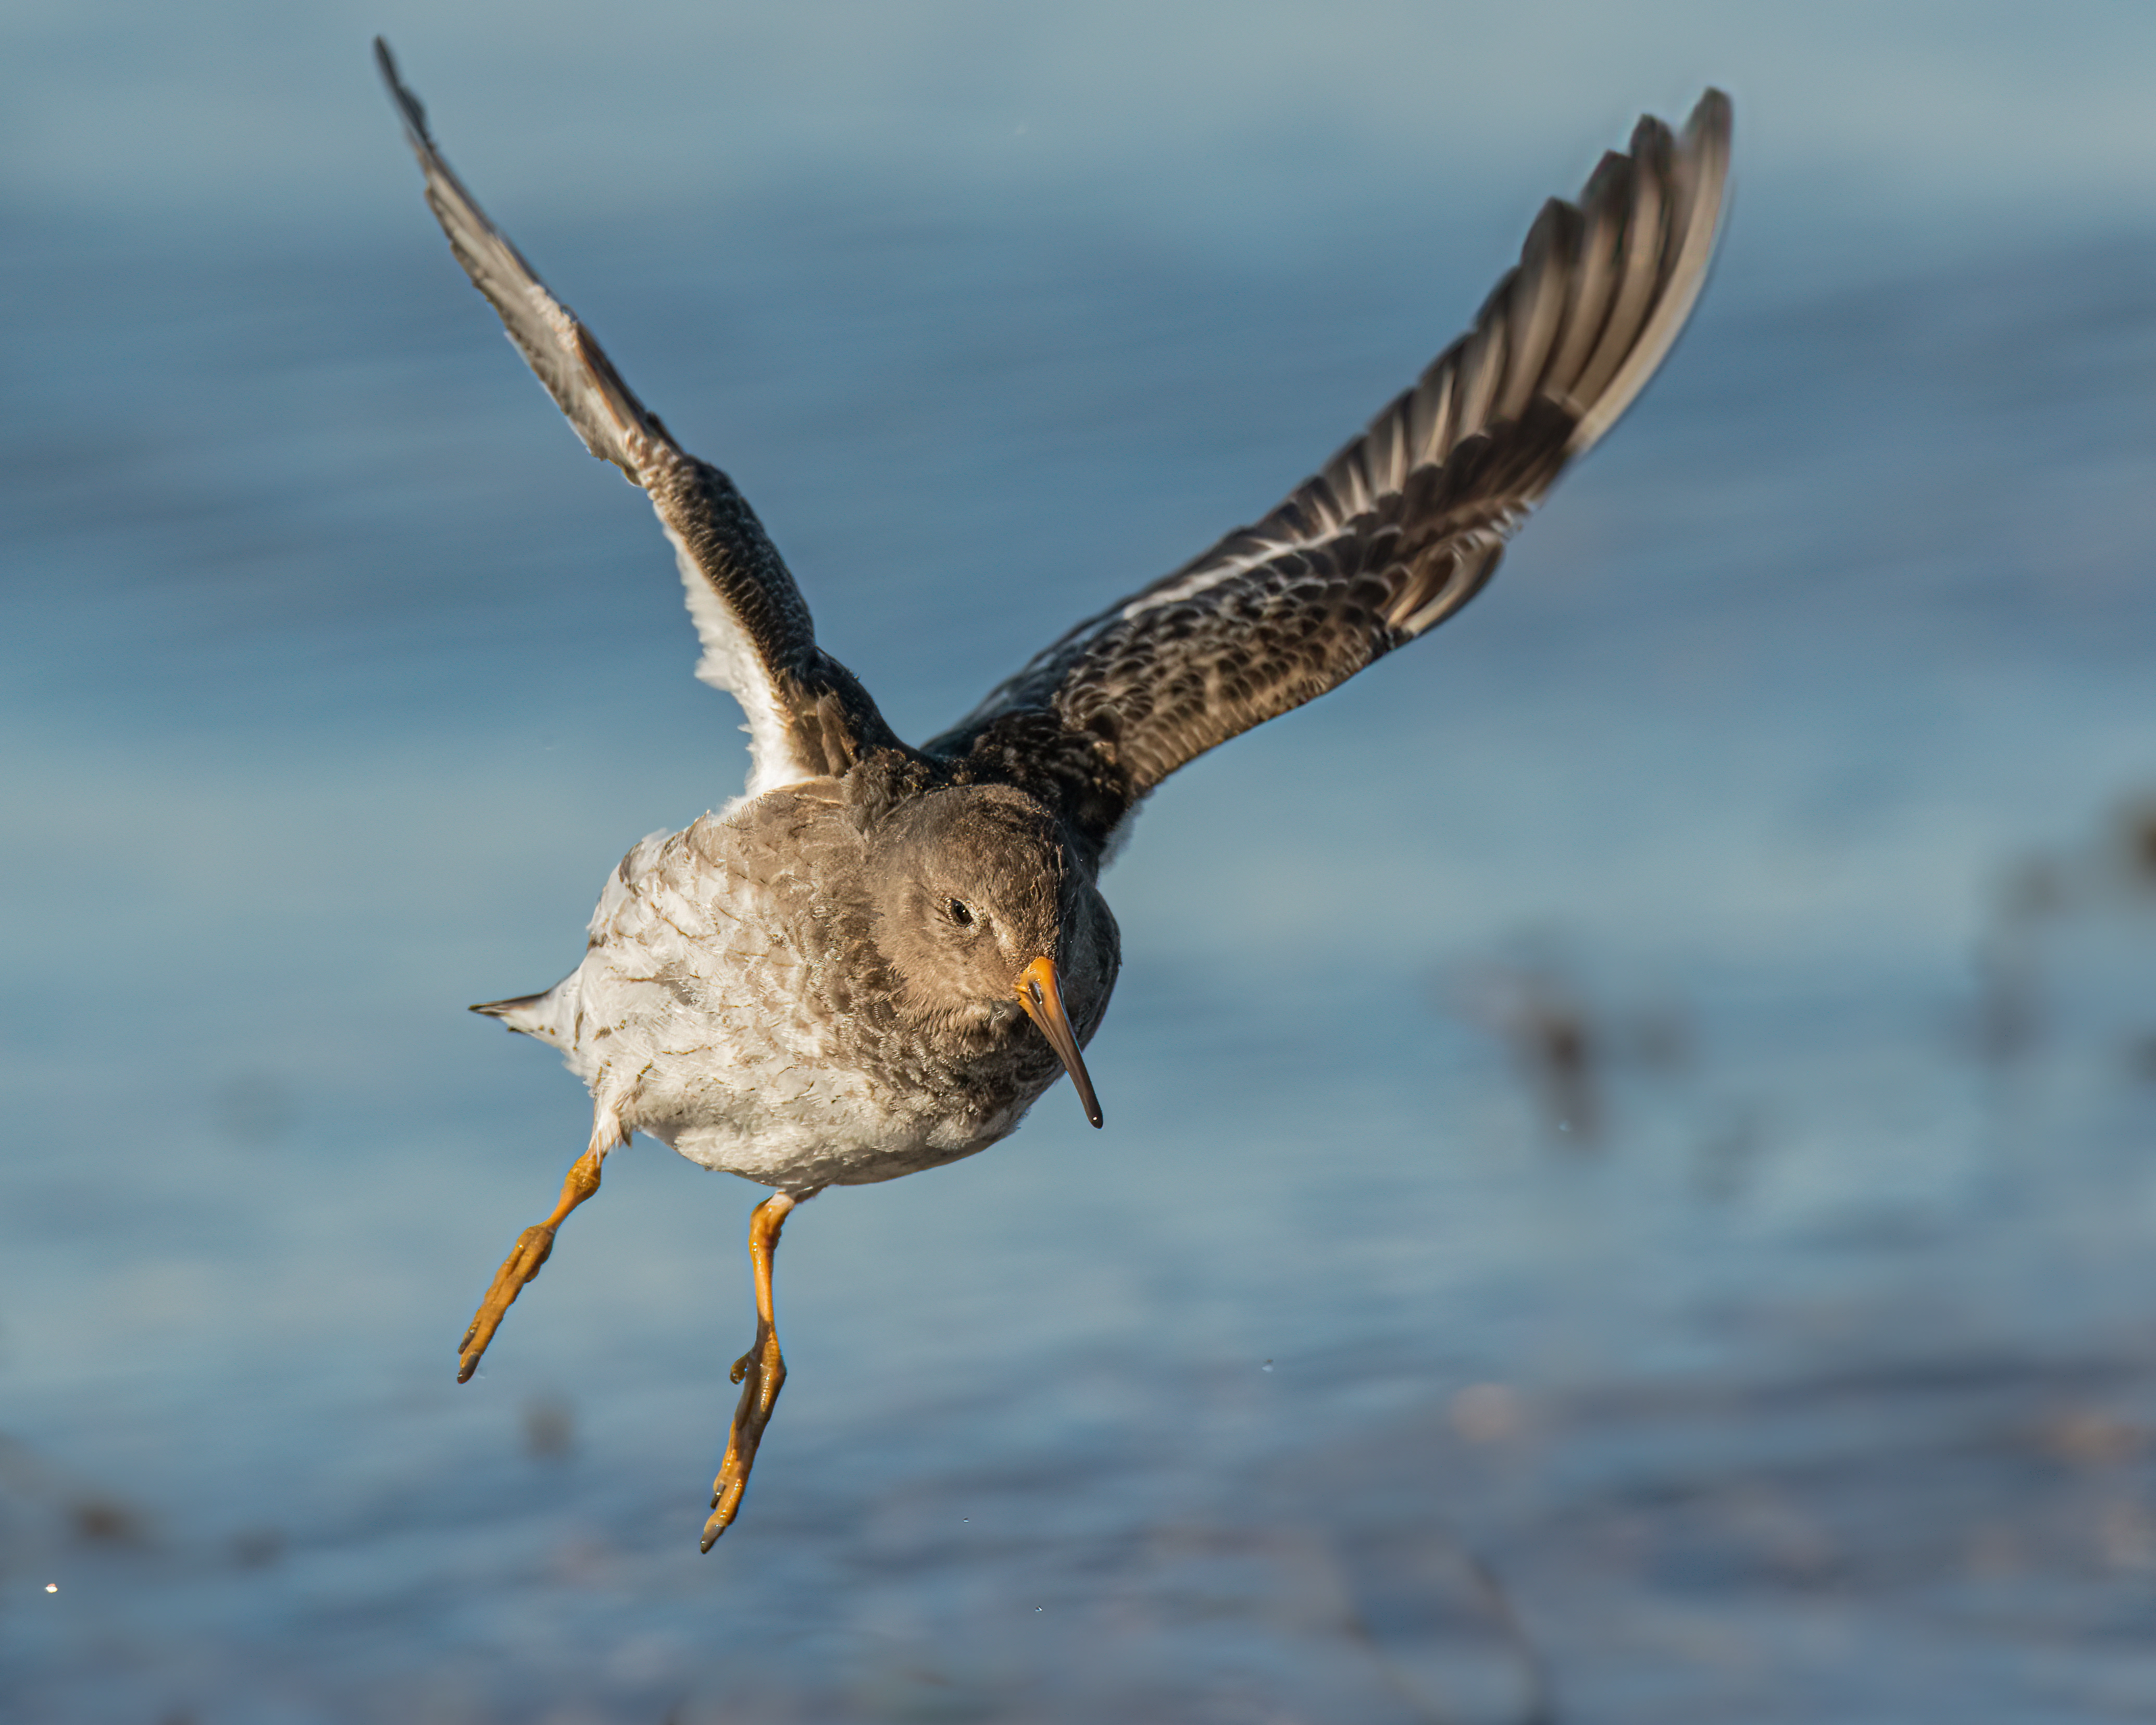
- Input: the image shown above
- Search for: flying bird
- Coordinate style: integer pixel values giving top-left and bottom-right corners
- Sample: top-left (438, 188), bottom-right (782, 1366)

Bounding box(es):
top-left (374, 39), bottom-right (1729, 1549)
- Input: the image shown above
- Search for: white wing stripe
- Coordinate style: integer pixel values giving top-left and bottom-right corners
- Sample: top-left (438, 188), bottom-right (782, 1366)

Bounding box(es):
top-left (1118, 528), bottom-right (1329, 621)
top-left (662, 520), bottom-right (818, 799)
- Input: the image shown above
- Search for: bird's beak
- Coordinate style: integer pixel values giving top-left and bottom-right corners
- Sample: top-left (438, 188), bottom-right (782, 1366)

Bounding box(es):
top-left (1016, 955), bottom-right (1104, 1128)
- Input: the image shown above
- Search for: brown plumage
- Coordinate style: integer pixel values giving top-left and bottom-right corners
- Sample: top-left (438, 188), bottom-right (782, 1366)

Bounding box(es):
top-left (374, 38), bottom-right (1730, 1547)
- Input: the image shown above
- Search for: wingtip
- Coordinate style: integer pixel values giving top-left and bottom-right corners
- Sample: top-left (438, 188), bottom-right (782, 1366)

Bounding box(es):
top-left (372, 35), bottom-right (431, 147)
top-left (1683, 88), bottom-right (1736, 173)
top-left (1559, 85), bottom-right (1734, 457)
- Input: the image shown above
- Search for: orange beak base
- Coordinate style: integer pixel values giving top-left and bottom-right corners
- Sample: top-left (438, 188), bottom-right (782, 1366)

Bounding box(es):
top-left (1016, 955), bottom-right (1104, 1128)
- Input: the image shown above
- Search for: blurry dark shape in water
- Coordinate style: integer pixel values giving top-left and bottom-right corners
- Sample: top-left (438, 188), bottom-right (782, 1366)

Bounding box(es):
top-left (0, 1433), bottom-right (155, 1550)
top-left (1336, 1522), bottom-right (1555, 1725)
top-left (1448, 955), bottom-right (1691, 1151)
top-left (210, 1072), bottom-right (295, 1149)
top-left (524, 1393), bottom-right (576, 1459)
top-left (1968, 858), bottom-right (2059, 1075)
top-left (2112, 796), bottom-right (2156, 891)
top-left (1451, 963), bottom-right (1602, 1149)
top-left (1971, 926), bottom-right (2040, 1071)
top-left (229, 1525), bottom-right (284, 1568)
top-left (2124, 1034), bottom-right (2156, 1083)
top-left (1993, 792), bottom-right (2156, 917)
top-left (1970, 795), bottom-right (2156, 1091)
top-left (70, 1494), bottom-right (151, 1547)
top-left (2002, 855), bottom-right (2068, 923)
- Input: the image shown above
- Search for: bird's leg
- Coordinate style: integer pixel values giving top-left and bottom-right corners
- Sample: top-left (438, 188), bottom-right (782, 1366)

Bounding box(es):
top-left (701, 1191), bottom-right (797, 1550)
top-left (455, 1148), bottom-right (604, 1383)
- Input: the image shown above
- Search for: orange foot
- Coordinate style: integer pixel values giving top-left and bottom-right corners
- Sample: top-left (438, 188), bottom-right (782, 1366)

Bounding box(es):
top-left (700, 1192), bottom-right (796, 1550)
top-left (456, 1149), bottom-right (602, 1383)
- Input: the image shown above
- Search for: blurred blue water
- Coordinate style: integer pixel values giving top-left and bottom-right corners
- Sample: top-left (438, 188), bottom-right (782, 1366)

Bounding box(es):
top-left (7, 9), bottom-right (2156, 1721)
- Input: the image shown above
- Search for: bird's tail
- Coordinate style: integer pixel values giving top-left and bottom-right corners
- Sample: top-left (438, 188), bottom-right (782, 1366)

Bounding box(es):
top-left (470, 986), bottom-right (563, 1041)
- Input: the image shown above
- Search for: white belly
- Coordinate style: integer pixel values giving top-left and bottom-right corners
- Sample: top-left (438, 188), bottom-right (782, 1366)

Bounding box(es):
top-left (506, 793), bottom-right (1068, 1193)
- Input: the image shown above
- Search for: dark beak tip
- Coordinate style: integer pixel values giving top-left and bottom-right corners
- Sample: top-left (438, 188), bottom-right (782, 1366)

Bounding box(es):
top-left (1017, 955), bottom-right (1105, 1133)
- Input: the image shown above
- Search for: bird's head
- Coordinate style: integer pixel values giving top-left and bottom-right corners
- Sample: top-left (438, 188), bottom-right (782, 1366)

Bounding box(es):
top-left (865, 784), bottom-right (1117, 1126)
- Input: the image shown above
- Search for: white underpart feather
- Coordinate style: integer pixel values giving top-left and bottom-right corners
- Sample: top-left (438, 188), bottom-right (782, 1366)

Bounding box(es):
top-left (659, 517), bottom-right (820, 801)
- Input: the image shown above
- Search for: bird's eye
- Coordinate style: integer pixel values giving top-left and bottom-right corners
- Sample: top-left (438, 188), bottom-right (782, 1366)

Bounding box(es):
top-left (947, 898), bottom-right (974, 927)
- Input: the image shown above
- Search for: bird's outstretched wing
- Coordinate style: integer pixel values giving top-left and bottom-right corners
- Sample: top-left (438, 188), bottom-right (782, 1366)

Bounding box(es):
top-left (376, 39), bottom-right (902, 798)
top-left (928, 91), bottom-right (1731, 857)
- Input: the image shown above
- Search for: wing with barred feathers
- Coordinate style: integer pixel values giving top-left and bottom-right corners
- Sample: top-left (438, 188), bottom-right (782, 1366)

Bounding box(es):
top-left (928, 91), bottom-right (1731, 855)
top-left (376, 39), bottom-right (903, 797)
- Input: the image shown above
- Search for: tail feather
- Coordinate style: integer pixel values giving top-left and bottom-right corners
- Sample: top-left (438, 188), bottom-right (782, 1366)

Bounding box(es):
top-left (470, 990), bottom-right (555, 1038)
